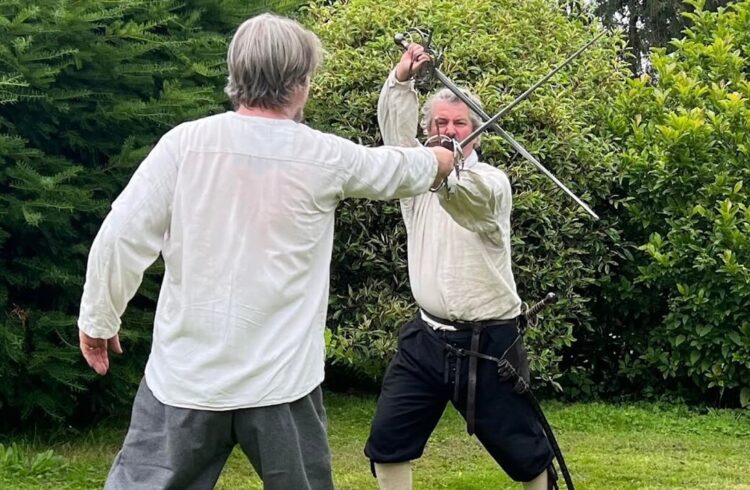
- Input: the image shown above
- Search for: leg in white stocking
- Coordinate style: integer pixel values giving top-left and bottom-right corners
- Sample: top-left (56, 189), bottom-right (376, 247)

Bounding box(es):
top-left (374, 461), bottom-right (412, 490)
top-left (522, 469), bottom-right (548, 490)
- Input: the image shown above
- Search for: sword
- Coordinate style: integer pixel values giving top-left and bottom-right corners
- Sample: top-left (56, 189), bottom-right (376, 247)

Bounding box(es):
top-left (394, 30), bottom-right (604, 219)
top-left (517, 293), bottom-right (572, 489)
top-left (460, 30), bottom-right (607, 149)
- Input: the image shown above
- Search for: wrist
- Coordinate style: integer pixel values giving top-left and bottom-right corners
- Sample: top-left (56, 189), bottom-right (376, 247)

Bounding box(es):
top-left (395, 66), bottom-right (411, 82)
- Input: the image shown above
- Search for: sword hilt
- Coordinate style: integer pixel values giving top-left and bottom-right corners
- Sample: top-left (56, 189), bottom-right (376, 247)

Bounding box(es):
top-left (522, 292), bottom-right (557, 329)
top-left (393, 29), bottom-right (434, 52)
top-left (393, 32), bottom-right (409, 49)
top-left (424, 135), bottom-right (464, 193)
top-left (392, 29), bottom-right (443, 84)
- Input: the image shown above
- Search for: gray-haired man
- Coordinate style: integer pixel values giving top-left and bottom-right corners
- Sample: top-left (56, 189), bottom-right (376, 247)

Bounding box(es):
top-left (78, 14), bottom-right (456, 490)
top-left (364, 43), bottom-right (555, 490)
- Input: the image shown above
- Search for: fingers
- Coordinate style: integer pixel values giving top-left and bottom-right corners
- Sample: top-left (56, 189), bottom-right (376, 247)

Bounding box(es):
top-left (407, 44), bottom-right (430, 64)
top-left (406, 43), bottom-right (424, 58)
top-left (429, 146), bottom-right (456, 181)
top-left (87, 349), bottom-right (110, 376)
top-left (79, 330), bottom-right (119, 376)
top-left (397, 44), bottom-right (433, 82)
top-left (81, 342), bottom-right (109, 375)
top-left (406, 44), bottom-right (432, 74)
top-left (109, 334), bottom-right (124, 355)
top-left (411, 52), bottom-right (432, 71)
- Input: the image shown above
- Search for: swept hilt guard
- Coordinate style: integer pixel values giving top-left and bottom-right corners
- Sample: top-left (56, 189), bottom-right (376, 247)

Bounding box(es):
top-left (393, 28), bottom-right (443, 85)
top-left (424, 134), bottom-right (464, 193)
top-left (392, 27), bottom-right (604, 219)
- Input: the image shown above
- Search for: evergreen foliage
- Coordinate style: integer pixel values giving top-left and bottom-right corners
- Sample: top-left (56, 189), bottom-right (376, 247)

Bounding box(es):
top-left (0, 0), bottom-right (302, 428)
top-left (604, 0), bottom-right (750, 406)
top-left (3, 0), bottom-right (750, 428)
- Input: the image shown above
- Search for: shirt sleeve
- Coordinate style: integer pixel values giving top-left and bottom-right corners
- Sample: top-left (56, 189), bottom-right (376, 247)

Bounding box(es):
top-left (378, 69), bottom-right (422, 227)
top-left (378, 70), bottom-right (421, 147)
top-left (339, 141), bottom-right (438, 201)
top-left (437, 167), bottom-right (512, 243)
top-left (78, 131), bottom-right (179, 339)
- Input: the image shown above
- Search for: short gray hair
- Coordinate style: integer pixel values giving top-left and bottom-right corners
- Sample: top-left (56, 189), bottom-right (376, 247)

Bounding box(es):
top-left (225, 13), bottom-right (323, 110)
top-left (421, 87), bottom-right (483, 147)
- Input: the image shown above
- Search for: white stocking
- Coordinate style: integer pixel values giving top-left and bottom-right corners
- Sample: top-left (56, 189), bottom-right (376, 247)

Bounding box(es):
top-left (522, 469), bottom-right (548, 490)
top-left (374, 461), bottom-right (413, 490)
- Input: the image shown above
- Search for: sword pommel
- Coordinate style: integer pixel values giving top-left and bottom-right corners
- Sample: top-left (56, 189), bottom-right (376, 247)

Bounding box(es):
top-left (394, 33), bottom-right (409, 49)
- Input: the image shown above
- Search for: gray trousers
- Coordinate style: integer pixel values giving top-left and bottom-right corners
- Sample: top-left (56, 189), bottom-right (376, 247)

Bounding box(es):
top-left (105, 379), bottom-right (334, 490)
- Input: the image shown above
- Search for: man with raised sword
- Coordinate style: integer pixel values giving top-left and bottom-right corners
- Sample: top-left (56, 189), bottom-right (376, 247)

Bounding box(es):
top-left (364, 41), bottom-right (556, 490)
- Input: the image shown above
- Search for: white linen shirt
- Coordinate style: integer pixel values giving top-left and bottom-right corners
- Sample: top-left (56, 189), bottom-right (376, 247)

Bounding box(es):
top-left (378, 70), bottom-right (522, 322)
top-left (78, 111), bottom-right (438, 410)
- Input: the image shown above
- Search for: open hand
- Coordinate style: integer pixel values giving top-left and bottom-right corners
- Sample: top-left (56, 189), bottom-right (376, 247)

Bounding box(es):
top-left (79, 330), bottom-right (123, 375)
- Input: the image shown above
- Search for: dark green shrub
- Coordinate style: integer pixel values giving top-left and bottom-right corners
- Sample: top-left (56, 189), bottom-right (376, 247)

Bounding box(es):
top-left (0, 0), bottom-right (301, 428)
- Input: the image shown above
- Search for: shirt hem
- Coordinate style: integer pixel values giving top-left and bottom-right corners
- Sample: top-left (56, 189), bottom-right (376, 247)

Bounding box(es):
top-left (144, 374), bottom-right (326, 411)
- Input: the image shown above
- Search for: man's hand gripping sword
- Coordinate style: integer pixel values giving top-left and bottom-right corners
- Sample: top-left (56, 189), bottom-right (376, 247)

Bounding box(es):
top-left (425, 135), bottom-right (464, 192)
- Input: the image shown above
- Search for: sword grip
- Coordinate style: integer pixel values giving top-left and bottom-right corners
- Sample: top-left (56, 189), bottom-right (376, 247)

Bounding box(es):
top-left (525, 292), bottom-right (557, 318)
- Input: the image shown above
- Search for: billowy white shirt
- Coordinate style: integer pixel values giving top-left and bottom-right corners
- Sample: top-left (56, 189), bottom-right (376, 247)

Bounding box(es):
top-left (78, 111), bottom-right (438, 410)
top-left (378, 70), bottom-right (522, 321)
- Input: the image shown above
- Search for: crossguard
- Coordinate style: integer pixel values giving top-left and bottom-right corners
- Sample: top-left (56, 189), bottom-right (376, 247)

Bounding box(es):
top-left (424, 135), bottom-right (464, 192)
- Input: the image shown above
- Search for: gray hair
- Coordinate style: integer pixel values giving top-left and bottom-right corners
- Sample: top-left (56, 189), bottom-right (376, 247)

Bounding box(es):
top-left (225, 13), bottom-right (323, 110)
top-left (421, 87), bottom-right (484, 147)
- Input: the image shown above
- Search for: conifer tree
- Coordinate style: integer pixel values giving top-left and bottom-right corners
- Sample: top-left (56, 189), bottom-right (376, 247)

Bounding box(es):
top-left (0, 0), bottom-right (303, 428)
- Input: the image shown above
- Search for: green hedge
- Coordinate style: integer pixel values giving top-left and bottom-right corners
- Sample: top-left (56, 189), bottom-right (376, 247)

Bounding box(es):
top-left (303, 0), bottom-right (631, 388)
top-left (604, 0), bottom-right (750, 406)
top-left (4, 0), bottom-right (749, 428)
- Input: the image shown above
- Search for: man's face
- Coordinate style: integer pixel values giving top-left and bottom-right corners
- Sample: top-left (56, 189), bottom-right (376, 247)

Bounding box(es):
top-left (427, 101), bottom-right (476, 156)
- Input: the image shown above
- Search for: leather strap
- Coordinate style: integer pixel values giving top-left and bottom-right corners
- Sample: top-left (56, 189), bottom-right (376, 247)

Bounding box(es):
top-left (466, 325), bottom-right (482, 435)
top-left (421, 309), bottom-right (515, 330)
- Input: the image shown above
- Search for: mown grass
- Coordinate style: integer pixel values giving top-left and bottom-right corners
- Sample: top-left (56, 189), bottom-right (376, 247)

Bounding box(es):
top-left (2, 393), bottom-right (749, 489)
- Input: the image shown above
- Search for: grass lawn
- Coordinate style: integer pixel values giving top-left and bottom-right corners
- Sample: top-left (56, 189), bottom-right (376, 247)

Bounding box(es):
top-left (1, 392), bottom-right (749, 489)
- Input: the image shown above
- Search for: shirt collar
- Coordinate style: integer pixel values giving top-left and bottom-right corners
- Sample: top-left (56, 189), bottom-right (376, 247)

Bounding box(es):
top-left (463, 150), bottom-right (479, 169)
